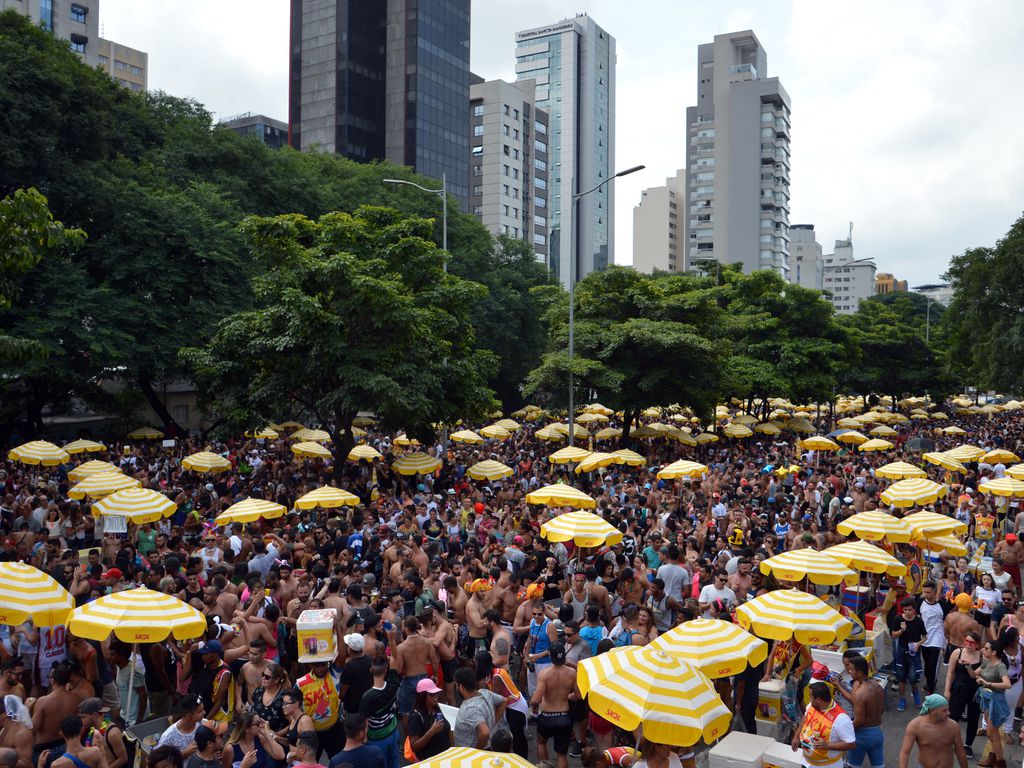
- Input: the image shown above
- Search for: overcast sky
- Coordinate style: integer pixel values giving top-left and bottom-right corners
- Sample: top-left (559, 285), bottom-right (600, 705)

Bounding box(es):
top-left (99, 0), bottom-right (1024, 286)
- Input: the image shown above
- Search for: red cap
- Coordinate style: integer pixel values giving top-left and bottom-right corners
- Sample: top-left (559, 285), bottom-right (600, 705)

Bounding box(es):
top-left (101, 568), bottom-right (123, 580)
top-left (1006, 534), bottom-right (1019, 543)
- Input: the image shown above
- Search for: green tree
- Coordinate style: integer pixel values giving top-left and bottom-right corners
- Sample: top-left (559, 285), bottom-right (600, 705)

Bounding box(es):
top-left (182, 206), bottom-right (497, 478)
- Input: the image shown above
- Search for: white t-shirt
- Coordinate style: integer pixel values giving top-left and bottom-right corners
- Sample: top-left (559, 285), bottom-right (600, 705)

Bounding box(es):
top-left (919, 600), bottom-right (946, 648)
top-left (799, 710), bottom-right (855, 768)
top-left (698, 584), bottom-right (737, 618)
top-left (656, 562), bottom-right (690, 601)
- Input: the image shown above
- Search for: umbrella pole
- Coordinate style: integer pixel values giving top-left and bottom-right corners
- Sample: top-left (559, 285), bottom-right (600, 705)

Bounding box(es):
top-left (128, 640), bottom-right (137, 725)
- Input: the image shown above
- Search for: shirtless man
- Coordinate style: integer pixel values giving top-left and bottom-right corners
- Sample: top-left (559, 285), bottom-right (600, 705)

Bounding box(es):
top-left (464, 580), bottom-right (492, 659)
top-left (319, 579), bottom-right (351, 635)
top-left (420, 606), bottom-right (457, 704)
top-left (844, 656), bottom-right (884, 768)
top-left (209, 576), bottom-right (240, 623)
top-left (235, 640), bottom-right (270, 715)
top-left (286, 581), bottom-right (313, 631)
top-left (408, 535), bottom-right (429, 576)
top-left (530, 643), bottom-right (577, 768)
top-left (0, 658), bottom-right (26, 701)
top-left (276, 563), bottom-right (299, 606)
top-left (898, 694), bottom-right (967, 768)
top-left (40, 716), bottom-right (106, 768)
top-left (994, 533), bottom-right (1023, 591)
top-left (445, 576), bottom-right (468, 626)
top-left (944, 593), bottom-right (982, 660)
top-left (486, 611), bottom-right (514, 669)
top-left (30, 665), bottom-right (80, 758)
top-left (79, 698), bottom-right (127, 768)
top-left (0, 696), bottom-right (32, 768)
top-left (395, 616), bottom-right (438, 728)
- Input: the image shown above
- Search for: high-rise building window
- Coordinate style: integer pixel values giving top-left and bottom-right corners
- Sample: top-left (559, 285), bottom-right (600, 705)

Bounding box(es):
top-left (473, 125), bottom-right (484, 136)
top-left (533, 233), bottom-right (546, 245)
top-left (472, 146), bottom-right (483, 156)
top-left (70, 3), bottom-right (88, 23)
top-left (473, 104), bottom-right (484, 117)
top-left (39, 0), bottom-right (53, 31)
top-left (71, 40), bottom-right (86, 53)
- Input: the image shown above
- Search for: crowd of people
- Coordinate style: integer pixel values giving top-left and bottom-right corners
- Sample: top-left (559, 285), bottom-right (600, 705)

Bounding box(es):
top-left (2, 399), bottom-right (1024, 768)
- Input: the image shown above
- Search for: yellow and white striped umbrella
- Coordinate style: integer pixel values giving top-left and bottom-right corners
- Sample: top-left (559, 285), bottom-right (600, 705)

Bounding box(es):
top-left (736, 589), bottom-right (851, 645)
top-left (982, 449), bottom-right (1020, 464)
top-left (246, 427), bottom-right (280, 440)
top-left (723, 423), bottom-right (753, 438)
top-left (979, 477), bottom-right (1024, 498)
top-left (578, 646), bottom-right (731, 746)
top-left (181, 451), bottom-right (232, 473)
top-left (874, 461), bottom-right (927, 480)
top-left (351, 416), bottom-right (376, 427)
top-left (575, 412), bottom-right (607, 425)
top-left (759, 550), bottom-right (855, 585)
top-left (787, 419), bottom-right (815, 434)
top-left (127, 426), bottom-right (163, 440)
top-left (594, 427), bottom-right (623, 441)
top-left (526, 484), bottom-right (597, 509)
top-left (922, 451), bottom-right (967, 473)
top-left (393, 433), bottom-right (420, 447)
top-left (835, 430), bottom-right (868, 445)
top-left (540, 510), bottom-right (621, 547)
top-left (548, 446), bottom-right (592, 464)
top-left (466, 460), bottom-right (514, 482)
top-left (696, 432), bottom-right (719, 444)
top-left (63, 439), bottom-right (105, 455)
top-left (291, 428), bottom-right (332, 443)
top-left (657, 460), bottom-right (709, 480)
top-left (754, 422), bottom-right (781, 435)
top-left (450, 429), bottom-right (484, 445)
top-left (904, 510), bottom-right (968, 539)
top-left (494, 419), bottom-right (521, 432)
top-left (931, 411), bottom-right (950, 420)
top-left (214, 498), bottom-right (287, 527)
top-left (392, 452), bottom-right (442, 475)
top-left (277, 421), bottom-right (305, 430)
top-left (351, 426), bottom-right (367, 438)
top-left (917, 533), bottom-right (968, 557)
top-left (801, 435), bottom-right (840, 451)
top-left (648, 618), bottom-right (768, 678)
top-left (836, 510), bottom-right (913, 543)
top-left (68, 460), bottom-right (119, 482)
top-left (0, 562), bottom-right (74, 626)
top-left (292, 441), bottom-right (333, 460)
top-left (732, 414), bottom-right (758, 425)
top-left (869, 425), bottom-right (898, 437)
top-left (69, 587), bottom-right (206, 643)
top-left (880, 478), bottom-right (948, 508)
top-left (836, 417), bottom-right (861, 428)
top-left (1006, 464), bottom-right (1024, 481)
top-left (295, 486), bottom-right (360, 509)
top-left (946, 444), bottom-right (985, 462)
top-left (825, 541), bottom-right (907, 576)
top-left (534, 424), bottom-right (567, 442)
top-left (611, 448), bottom-right (646, 467)
top-left (411, 748), bottom-right (534, 768)
top-left (8, 440), bottom-right (70, 466)
top-left (942, 425), bottom-right (968, 435)
top-left (93, 488), bottom-right (177, 525)
top-left (479, 424), bottom-right (511, 440)
top-left (348, 445), bottom-right (383, 462)
top-left (584, 402), bottom-right (615, 416)
top-left (575, 452), bottom-right (620, 474)
top-left (858, 438), bottom-right (894, 452)
top-left (69, 471), bottom-right (140, 500)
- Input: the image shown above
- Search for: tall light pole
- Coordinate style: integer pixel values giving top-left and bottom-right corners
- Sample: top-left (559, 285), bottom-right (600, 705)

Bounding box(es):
top-left (912, 283), bottom-right (949, 344)
top-left (567, 164), bottom-right (645, 444)
top-left (383, 172), bottom-right (448, 271)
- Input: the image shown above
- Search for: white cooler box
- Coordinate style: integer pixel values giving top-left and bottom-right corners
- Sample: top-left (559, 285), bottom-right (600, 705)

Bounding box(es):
top-left (761, 741), bottom-right (802, 768)
top-left (755, 718), bottom-right (781, 740)
top-left (709, 733), bottom-right (776, 768)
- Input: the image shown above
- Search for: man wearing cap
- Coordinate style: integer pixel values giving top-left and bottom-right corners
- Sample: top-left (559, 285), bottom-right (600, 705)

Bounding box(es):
top-left (945, 593), bottom-right (982, 662)
top-left (898, 694), bottom-right (967, 768)
top-left (530, 642), bottom-right (577, 768)
top-left (395, 616), bottom-right (437, 729)
top-left (190, 639), bottom-right (232, 724)
top-left (79, 698), bottom-right (127, 768)
top-left (791, 681), bottom-right (855, 768)
top-left (994, 533), bottom-right (1022, 591)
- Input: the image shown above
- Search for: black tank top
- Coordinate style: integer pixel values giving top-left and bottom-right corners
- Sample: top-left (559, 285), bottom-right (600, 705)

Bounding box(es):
top-left (952, 654), bottom-right (981, 689)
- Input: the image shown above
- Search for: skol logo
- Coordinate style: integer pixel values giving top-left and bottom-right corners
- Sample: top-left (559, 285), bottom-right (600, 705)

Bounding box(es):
top-left (605, 709), bottom-right (622, 721)
top-left (134, 633), bottom-right (150, 641)
top-left (717, 667), bottom-right (732, 676)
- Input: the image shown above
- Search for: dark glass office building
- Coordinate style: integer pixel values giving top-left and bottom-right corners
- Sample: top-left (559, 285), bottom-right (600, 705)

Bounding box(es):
top-left (289, 0), bottom-right (470, 207)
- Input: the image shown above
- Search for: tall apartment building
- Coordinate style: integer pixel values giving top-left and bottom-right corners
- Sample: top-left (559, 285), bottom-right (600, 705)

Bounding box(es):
top-left (97, 38), bottom-right (146, 91)
top-left (683, 31), bottom-right (791, 276)
top-left (790, 224), bottom-right (875, 314)
top-left (288, 0), bottom-right (471, 207)
top-left (631, 169), bottom-right (686, 273)
top-left (515, 14), bottom-right (616, 287)
top-left (219, 113), bottom-right (289, 149)
top-left (1, 0), bottom-right (100, 65)
top-left (790, 224), bottom-right (823, 289)
top-left (468, 77), bottom-right (549, 262)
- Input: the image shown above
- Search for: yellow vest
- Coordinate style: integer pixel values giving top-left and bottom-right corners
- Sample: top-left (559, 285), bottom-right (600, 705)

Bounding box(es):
top-left (298, 672), bottom-right (340, 731)
top-left (800, 702), bottom-right (845, 766)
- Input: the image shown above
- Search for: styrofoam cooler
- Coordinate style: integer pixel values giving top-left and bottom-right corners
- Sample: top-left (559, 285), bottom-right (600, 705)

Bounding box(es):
top-left (709, 733), bottom-right (776, 768)
top-left (756, 679), bottom-right (786, 724)
top-left (761, 741), bottom-right (803, 768)
top-left (755, 718), bottom-right (781, 740)
top-left (296, 608), bottom-right (337, 663)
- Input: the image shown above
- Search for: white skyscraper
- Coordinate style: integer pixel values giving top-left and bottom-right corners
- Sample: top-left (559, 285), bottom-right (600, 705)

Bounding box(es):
top-left (515, 15), bottom-right (616, 287)
top-left (632, 169), bottom-right (686, 273)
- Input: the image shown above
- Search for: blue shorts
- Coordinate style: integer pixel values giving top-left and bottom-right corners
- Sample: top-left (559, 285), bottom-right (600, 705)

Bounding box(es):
top-left (849, 725), bottom-right (884, 768)
top-left (398, 673), bottom-right (426, 715)
top-left (893, 643), bottom-right (922, 684)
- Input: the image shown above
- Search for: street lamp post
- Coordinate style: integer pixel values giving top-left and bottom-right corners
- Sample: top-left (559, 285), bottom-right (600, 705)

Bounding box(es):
top-left (567, 164), bottom-right (645, 444)
top-left (383, 172), bottom-right (448, 271)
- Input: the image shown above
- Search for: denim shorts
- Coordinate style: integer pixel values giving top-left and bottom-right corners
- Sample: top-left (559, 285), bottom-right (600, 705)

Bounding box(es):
top-left (849, 725), bottom-right (884, 768)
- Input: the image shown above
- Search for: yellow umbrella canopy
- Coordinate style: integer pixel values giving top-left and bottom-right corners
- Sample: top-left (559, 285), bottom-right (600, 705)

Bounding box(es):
top-left (945, 444), bottom-right (985, 462)
top-left (594, 427), bottom-right (623, 441)
top-left (466, 460), bottom-right (514, 482)
top-left (931, 411), bottom-right (950, 420)
top-left (922, 451), bottom-right (967, 473)
top-left (611, 448), bottom-right (647, 467)
top-left (657, 460), bottom-right (709, 480)
top-left (575, 452), bottom-right (620, 474)
top-left (801, 435), bottom-right (840, 451)
top-left (548, 446), bottom-right (592, 464)
top-left (534, 424), bottom-right (567, 442)
top-left (917, 533), bottom-right (968, 557)
top-left (874, 461), bottom-right (927, 480)
top-left (92, 488), bottom-right (178, 525)
top-left (292, 441), bottom-right (333, 460)
top-left (880, 478), bottom-right (948, 508)
top-left (1006, 464), bottom-right (1024, 481)
top-left (351, 416), bottom-right (376, 427)
top-left (246, 427), bottom-right (280, 440)
top-left (291, 428), bottom-right (332, 443)
top-left (393, 433), bottom-right (420, 447)
top-left (631, 425), bottom-right (662, 439)
top-left (858, 438), bottom-right (895, 452)
top-left (649, 618), bottom-right (768, 678)
top-left (214, 498), bottom-right (287, 527)
top-left (904, 510), bottom-right (968, 539)
top-left (754, 422), bottom-right (781, 435)
top-left (8, 440), bottom-right (71, 466)
top-left (181, 451), bottom-right (232, 473)
top-left (979, 477), bottom-right (1024, 498)
top-left (276, 421), bottom-right (306, 430)
top-left (575, 412), bottom-right (606, 424)
top-left (412, 748), bottom-right (536, 768)
top-left (578, 646), bottom-right (731, 747)
top-left (584, 402), bottom-right (615, 416)
top-left (787, 419), bottom-right (815, 434)
top-left (825, 541), bottom-right (907, 576)
top-left (479, 424), bottom-right (512, 440)
top-left (63, 439), bottom-right (105, 455)
top-left (525, 484), bottom-right (597, 509)
top-left (69, 587), bottom-right (206, 643)
top-left (127, 426), bottom-right (163, 440)
top-left (348, 444), bottom-right (383, 462)
top-left (732, 414), bottom-right (758, 425)
top-left (836, 417), bottom-right (861, 428)
top-left (495, 418), bottom-right (521, 431)
top-left (835, 430), bottom-right (868, 445)
top-left (295, 486), bottom-right (360, 509)
top-left (982, 449), bottom-right (1020, 464)
top-left (835, 510), bottom-right (913, 543)
top-left (69, 470), bottom-right (140, 500)
top-left (736, 589), bottom-right (852, 645)
top-left (392, 452), bottom-right (442, 475)
top-left (450, 429), bottom-right (484, 444)
top-left (723, 423), bottom-right (753, 438)
top-left (869, 425), bottom-right (898, 437)
top-left (0, 562), bottom-right (74, 627)
top-left (68, 459), bottom-right (119, 482)
top-left (759, 550), bottom-right (855, 585)
top-left (696, 432), bottom-right (719, 444)
top-left (540, 510), bottom-right (622, 547)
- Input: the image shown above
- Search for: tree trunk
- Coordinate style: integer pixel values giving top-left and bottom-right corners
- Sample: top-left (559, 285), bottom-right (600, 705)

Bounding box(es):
top-left (138, 376), bottom-right (184, 436)
top-left (331, 409), bottom-right (357, 486)
top-left (620, 407), bottom-right (640, 445)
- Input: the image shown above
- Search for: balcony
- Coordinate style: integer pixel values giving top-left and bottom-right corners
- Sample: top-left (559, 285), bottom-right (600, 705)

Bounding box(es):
top-left (729, 63), bottom-right (758, 81)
